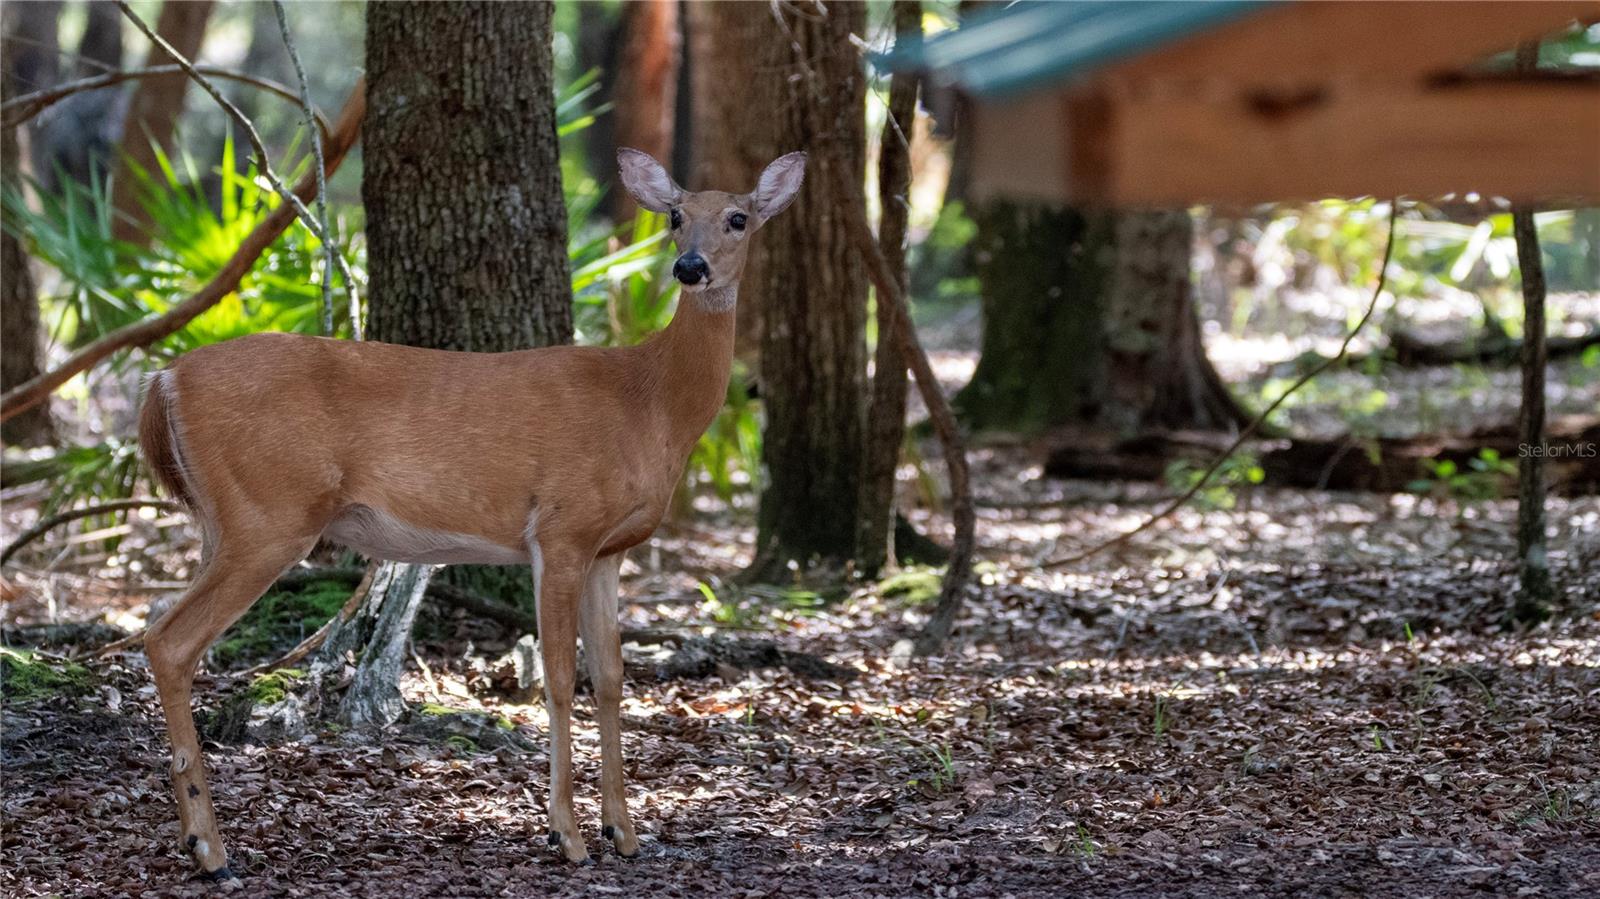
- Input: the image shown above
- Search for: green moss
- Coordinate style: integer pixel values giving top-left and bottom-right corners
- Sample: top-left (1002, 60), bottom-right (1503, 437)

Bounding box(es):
top-left (0, 646), bottom-right (93, 702)
top-left (879, 567), bottom-right (945, 605)
top-left (418, 702), bottom-right (457, 718)
top-left (445, 734), bottom-right (478, 753)
top-left (212, 581), bottom-right (351, 669)
top-left (245, 668), bottom-right (305, 706)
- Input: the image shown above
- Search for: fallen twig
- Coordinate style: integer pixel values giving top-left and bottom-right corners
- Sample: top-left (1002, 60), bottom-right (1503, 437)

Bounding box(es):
top-left (1, 499), bottom-right (177, 567)
top-left (0, 80), bottom-right (366, 423)
top-left (1044, 202), bottom-right (1400, 569)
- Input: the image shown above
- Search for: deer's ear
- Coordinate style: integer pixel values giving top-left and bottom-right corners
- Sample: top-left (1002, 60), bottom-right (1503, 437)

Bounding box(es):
top-left (752, 151), bottom-right (806, 225)
top-left (617, 148), bottom-right (682, 212)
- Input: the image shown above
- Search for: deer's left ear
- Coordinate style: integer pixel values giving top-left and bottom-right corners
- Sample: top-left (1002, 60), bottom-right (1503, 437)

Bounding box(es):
top-left (751, 151), bottom-right (806, 225)
top-left (618, 148), bottom-right (682, 213)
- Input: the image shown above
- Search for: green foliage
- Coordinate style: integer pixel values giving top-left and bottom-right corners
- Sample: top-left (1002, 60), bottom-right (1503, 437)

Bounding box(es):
top-left (878, 566), bottom-right (944, 605)
top-left (210, 580), bottom-right (351, 670)
top-left (907, 200), bottom-right (980, 305)
top-left (0, 646), bottom-right (93, 703)
top-left (2, 136), bottom-right (361, 361)
top-left (1406, 449), bottom-right (1516, 502)
top-left (1163, 452), bottom-right (1265, 512)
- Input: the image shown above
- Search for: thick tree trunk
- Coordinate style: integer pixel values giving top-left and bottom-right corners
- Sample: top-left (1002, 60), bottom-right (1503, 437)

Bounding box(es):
top-left (77, 1), bottom-right (124, 74)
top-left (956, 204), bottom-right (1246, 436)
top-left (609, 0), bottom-right (679, 222)
top-left (321, 0), bottom-right (572, 727)
top-left (744, 1), bottom-right (869, 580)
top-left (857, 0), bottom-right (920, 579)
top-left (686, 0), bottom-right (772, 364)
top-left (110, 0), bottom-right (215, 244)
top-left (2, 6), bottom-right (58, 447)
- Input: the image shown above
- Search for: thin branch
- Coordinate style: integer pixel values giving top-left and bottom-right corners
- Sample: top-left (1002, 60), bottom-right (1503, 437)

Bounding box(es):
top-left (0, 82), bottom-right (367, 423)
top-left (1, 499), bottom-right (178, 566)
top-left (826, 163), bottom-right (977, 656)
top-left (238, 563), bottom-right (379, 676)
top-left (0, 65), bottom-right (332, 137)
top-left (113, 0), bottom-right (360, 319)
top-left (272, 0), bottom-right (359, 339)
top-left (1043, 202), bottom-right (1401, 569)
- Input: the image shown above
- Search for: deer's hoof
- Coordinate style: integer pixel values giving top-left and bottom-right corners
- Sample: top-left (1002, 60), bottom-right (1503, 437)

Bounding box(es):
top-left (603, 823), bottom-right (640, 857)
top-left (547, 830), bottom-right (590, 864)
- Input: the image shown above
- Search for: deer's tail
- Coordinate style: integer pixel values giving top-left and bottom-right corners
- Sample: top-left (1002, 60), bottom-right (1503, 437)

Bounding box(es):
top-left (139, 370), bottom-right (196, 510)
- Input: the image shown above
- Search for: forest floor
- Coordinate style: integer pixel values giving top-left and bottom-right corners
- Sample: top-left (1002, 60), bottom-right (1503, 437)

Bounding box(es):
top-left (4, 443), bottom-right (1599, 898)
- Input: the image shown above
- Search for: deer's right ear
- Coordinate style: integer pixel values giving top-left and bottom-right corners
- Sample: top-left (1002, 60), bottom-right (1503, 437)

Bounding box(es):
top-left (752, 151), bottom-right (807, 225)
top-left (617, 148), bottom-right (682, 213)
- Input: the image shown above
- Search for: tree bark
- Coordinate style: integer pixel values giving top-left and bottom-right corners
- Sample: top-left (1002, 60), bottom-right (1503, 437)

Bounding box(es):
top-left (1, 5), bottom-right (59, 447)
top-left (110, 0), bottom-right (215, 244)
top-left (1511, 206), bottom-right (1554, 622)
top-left (77, 1), bottom-right (124, 74)
top-left (744, 0), bottom-right (870, 580)
top-left (857, 0), bottom-right (920, 579)
top-left (1510, 41), bottom-right (1554, 625)
top-left (321, 0), bottom-right (572, 727)
top-left (956, 204), bottom-right (1247, 436)
top-left (608, 0), bottom-right (679, 222)
top-left (686, 0), bottom-right (773, 365)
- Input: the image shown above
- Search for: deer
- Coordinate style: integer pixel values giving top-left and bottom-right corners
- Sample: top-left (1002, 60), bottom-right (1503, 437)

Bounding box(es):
top-left (136, 148), bottom-right (806, 877)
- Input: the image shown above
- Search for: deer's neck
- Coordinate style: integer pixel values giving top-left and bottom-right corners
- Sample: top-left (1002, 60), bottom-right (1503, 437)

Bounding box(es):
top-left (652, 284), bottom-right (738, 452)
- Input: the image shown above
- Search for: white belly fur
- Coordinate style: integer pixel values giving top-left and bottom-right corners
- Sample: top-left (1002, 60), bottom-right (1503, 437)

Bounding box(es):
top-left (323, 504), bottom-right (527, 566)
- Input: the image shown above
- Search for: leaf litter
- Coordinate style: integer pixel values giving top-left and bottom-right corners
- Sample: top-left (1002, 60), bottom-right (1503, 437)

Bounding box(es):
top-left (3, 447), bottom-right (1598, 898)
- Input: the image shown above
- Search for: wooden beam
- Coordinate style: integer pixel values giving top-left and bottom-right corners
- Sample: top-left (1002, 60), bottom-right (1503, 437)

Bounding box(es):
top-left (1095, 1), bottom-right (1600, 90)
top-left (1055, 77), bottom-right (1600, 207)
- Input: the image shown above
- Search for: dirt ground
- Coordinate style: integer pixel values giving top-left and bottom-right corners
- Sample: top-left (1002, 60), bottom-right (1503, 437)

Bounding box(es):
top-left (4, 443), bottom-right (1598, 898)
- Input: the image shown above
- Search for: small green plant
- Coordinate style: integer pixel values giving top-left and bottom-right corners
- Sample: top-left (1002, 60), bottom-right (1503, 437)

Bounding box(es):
top-left (1406, 448), bottom-right (1516, 501)
top-left (1163, 452), bottom-right (1265, 512)
top-left (1152, 694), bottom-right (1171, 742)
top-left (878, 566), bottom-right (944, 605)
top-left (1073, 824), bottom-right (1099, 857)
top-left (910, 742), bottom-right (957, 793)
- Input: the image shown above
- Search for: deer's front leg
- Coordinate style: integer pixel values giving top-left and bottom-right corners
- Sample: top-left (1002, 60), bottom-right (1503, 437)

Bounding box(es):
top-left (579, 553), bottom-right (638, 856)
top-left (536, 552), bottom-right (589, 863)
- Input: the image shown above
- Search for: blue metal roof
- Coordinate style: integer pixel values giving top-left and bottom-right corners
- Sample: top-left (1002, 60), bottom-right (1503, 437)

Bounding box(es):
top-left (881, 1), bottom-right (1276, 99)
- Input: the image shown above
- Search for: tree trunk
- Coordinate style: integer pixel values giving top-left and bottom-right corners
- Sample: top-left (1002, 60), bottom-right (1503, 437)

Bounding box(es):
top-left (110, 0), bottom-right (215, 244)
top-left (1511, 206), bottom-right (1553, 622)
top-left (319, 0), bottom-right (572, 728)
top-left (745, 0), bottom-right (869, 580)
top-left (956, 204), bottom-right (1246, 436)
top-left (1, 6), bottom-right (59, 448)
top-left (608, 0), bottom-right (679, 222)
top-left (77, 1), bottom-right (124, 74)
top-left (857, 0), bottom-right (920, 579)
top-left (686, 0), bottom-right (772, 365)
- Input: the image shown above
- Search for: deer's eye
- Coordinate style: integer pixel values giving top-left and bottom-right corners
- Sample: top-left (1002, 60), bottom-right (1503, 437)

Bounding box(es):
top-left (669, 209), bottom-right (683, 230)
top-left (729, 212), bottom-right (747, 232)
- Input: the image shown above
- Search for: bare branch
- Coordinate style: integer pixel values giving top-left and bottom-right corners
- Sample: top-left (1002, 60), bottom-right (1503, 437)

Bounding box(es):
top-left (1, 498), bottom-right (178, 567)
top-left (271, 0), bottom-right (360, 339)
top-left (0, 64), bottom-right (332, 137)
top-left (112, 0), bottom-right (355, 317)
top-left (826, 162), bottom-right (978, 656)
top-left (0, 82), bottom-right (367, 423)
top-left (1043, 202), bottom-right (1401, 570)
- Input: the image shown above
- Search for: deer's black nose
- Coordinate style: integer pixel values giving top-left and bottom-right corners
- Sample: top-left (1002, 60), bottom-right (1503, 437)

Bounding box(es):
top-left (673, 253), bottom-right (709, 285)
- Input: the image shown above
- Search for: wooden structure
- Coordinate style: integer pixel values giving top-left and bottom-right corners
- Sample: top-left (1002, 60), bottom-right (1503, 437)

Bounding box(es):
top-left (888, 1), bottom-right (1600, 206)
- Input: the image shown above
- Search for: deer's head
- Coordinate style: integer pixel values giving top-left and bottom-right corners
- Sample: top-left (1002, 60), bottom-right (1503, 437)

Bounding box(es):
top-left (618, 149), bottom-right (806, 302)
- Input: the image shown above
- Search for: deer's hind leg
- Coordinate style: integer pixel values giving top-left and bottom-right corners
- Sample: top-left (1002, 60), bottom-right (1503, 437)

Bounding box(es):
top-left (145, 527), bottom-right (319, 879)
